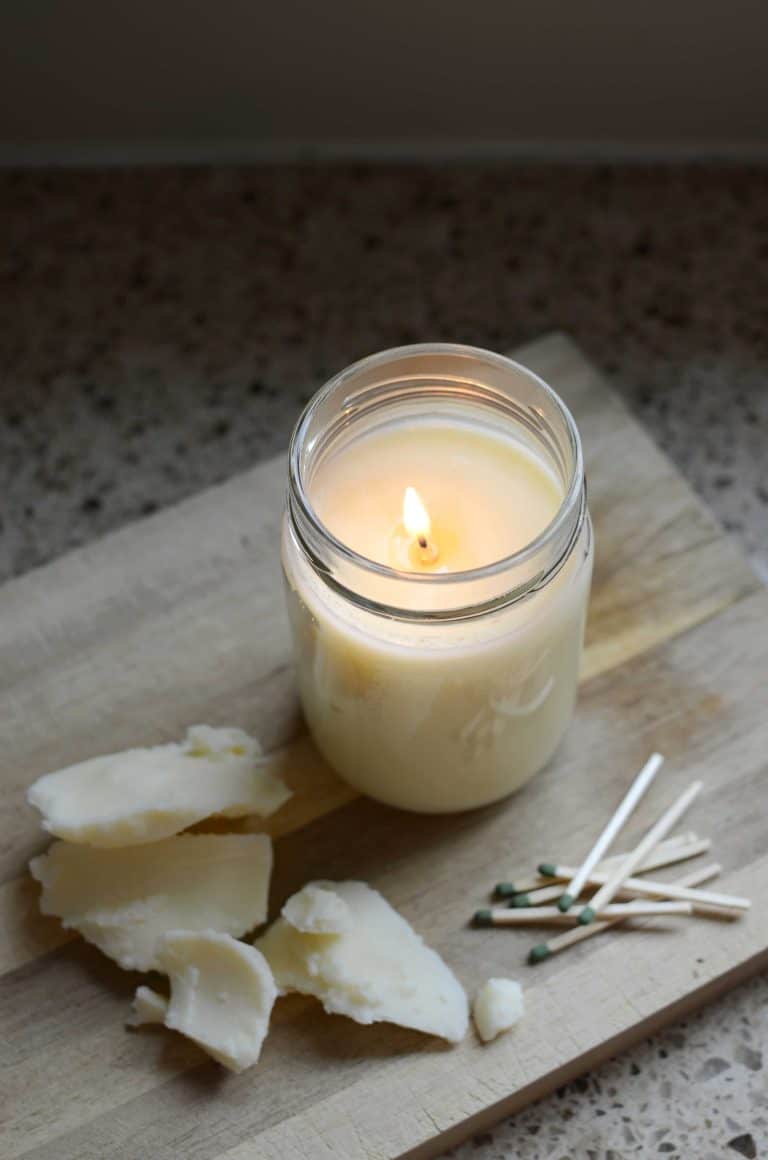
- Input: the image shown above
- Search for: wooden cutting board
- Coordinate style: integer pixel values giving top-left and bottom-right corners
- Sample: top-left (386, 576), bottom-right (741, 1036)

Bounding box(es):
top-left (1, 333), bottom-right (766, 1160)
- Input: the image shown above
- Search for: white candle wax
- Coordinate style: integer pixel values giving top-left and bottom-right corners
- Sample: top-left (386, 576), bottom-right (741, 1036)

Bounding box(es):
top-left (282, 345), bottom-right (593, 813)
top-left (311, 423), bottom-right (563, 580)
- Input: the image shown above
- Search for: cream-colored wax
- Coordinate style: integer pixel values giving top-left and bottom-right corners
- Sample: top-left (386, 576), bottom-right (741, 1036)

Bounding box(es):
top-left (311, 423), bottom-right (563, 575)
top-left (283, 421), bottom-right (593, 812)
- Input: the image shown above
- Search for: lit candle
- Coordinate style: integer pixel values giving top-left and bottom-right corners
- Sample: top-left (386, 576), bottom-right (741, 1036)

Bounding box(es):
top-left (283, 344), bottom-right (593, 813)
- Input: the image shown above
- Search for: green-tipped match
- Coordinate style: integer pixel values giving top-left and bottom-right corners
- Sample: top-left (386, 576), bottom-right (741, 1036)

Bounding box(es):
top-left (473, 908), bottom-right (494, 927)
top-left (528, 943), bottom-right (552, 965)
top-left (538, 862), bottom-right (558, 878)
top-left (493, 882), bottom-right (517, 899)
top-left (510, 894), bottom-right (532, 909)
top-left (578, 905), bottom-right (596, 925)
top-left (557, 892), bottom-right (574, 913)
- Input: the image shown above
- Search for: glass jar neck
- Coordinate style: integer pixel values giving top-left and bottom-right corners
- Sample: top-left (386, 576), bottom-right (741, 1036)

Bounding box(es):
top-left (287, 344), bottom-right (586, 622)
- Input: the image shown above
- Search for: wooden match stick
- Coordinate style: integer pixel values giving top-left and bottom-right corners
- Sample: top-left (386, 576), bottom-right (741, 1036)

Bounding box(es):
top-left (493, 830), bottom-right (700, 899)
top-left (578, 780), bottom-right (703, 924)
top-left (512, 836), bottom-right (711, 907)
top-left (557, 753), bottom-right (664, 912)
top-left (474, 901), bottom-right (693, 926)
top-left (533, 860), bottom-right (749, 913)
top-left (529, 863), bottom-right (721, 963)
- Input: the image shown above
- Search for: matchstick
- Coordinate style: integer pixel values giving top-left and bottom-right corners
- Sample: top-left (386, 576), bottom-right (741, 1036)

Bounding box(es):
top-left (493, 831), bottom-right (701, 899)
top-left (474, 901), bottom-right (693, 926)
top-left (529, 862), bottom-right (721, 963)
top-left (493, 875), bottom-right (555, 900)
top-left (557, 753), bottom-right (664, 912)
top-left (533, 860), bottom-right (749, 914)
top-left (512, 835), bottom-right (711, 907)
top-left (578, 780), bottom-right (703, 924)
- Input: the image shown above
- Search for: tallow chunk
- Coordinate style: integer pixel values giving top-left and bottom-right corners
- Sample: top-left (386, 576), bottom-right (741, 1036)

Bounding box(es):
top-left (128, 986), bottom-right (168, 1027)
top-left (257, 880), bottom-right (468, 1043)
top-left (281, 882), bottom-right (353, 933)
top-left (472, 978), bottom-right (525, 1042)
top-left (148, 931), bottom-right (277, 1073)
top-left (27, 725), bottom-right (291, 847)
top-left (30, 832), bottom-right (272, 971)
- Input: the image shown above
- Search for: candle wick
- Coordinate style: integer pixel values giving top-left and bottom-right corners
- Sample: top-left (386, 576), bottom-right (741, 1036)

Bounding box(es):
top-left (415, 534), bottom-right (438, 565)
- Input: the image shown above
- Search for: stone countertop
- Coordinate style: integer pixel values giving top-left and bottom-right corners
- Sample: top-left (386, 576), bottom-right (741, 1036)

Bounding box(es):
top-left (1, 164), bottom-right (766, 1159)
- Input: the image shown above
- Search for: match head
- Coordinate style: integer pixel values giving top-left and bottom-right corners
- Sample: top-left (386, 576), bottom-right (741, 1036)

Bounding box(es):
top-left (473, 909), bottom-right (494, 928)
top-left (510, 894), bottom-right (532, 909)
top-left (578, 905), bottom-right (596, 925)
top-left (528, 943), bottom-right (552, 965)
top-left (493, 882), bottom-right (517, 899)
top-left (557, 892), bottom-right (574, 913)
top-left (538, 862), bottom-right (558, 878)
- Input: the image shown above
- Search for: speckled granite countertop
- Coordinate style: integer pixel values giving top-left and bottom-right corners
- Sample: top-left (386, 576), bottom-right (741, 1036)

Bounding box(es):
top-left (2, 164), bottom-right (766, 1159)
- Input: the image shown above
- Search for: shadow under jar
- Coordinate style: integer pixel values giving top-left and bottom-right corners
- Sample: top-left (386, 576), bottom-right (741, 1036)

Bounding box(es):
top-left (282, 344), bottom-right (593, 813)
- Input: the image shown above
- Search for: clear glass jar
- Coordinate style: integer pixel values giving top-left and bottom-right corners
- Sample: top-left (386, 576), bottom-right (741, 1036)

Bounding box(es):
top-left (282, 344), bottom-right (593, 813)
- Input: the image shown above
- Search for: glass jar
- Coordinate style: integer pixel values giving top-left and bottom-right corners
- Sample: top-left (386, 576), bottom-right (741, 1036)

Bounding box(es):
top-left (282, 344), bottom-right (593, 813)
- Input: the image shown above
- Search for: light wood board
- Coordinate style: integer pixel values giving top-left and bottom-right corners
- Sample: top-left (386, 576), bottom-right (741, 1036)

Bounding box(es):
top-left (1, 333), bottom-right (765, 1160)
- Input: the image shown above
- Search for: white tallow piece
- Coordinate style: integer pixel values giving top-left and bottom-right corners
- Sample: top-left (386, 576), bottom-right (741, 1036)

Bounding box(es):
top-left (29, 832), bottom-right (273, 971)
top-left (257, 880), bottom-right (469, 1044)
top-left (472, 978), bottom-right (525, 1043)
top-left (130, 931), bottom-right (277, 1073)
top-left (281, 883), bottom-right (353, 933)
top-left (27, 725), bottom-right (291, 847)
top-left (128, 985), bottom-right (168, 1027)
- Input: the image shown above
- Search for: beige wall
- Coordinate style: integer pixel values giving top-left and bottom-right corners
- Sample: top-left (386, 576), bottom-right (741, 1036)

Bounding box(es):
top-left (1, 0), bottom-right (766, 162)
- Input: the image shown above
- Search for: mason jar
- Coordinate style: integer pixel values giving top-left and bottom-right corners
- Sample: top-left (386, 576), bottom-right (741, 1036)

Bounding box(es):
top-left (282, 344), bottom-right (593, 813)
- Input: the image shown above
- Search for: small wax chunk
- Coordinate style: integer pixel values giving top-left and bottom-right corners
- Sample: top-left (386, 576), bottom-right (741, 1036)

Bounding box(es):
top-left (151, 931), bottom-right (277, 1072)
top-left (257, 880), bottom-right (468, 1043)
top-left (128, 986), bottom-right (168, 1027)
top-left (281, 882), bottom-right (353, 933)
top-left (30, 832), bottom-right (272, 971)
top-left (472, 977), bottom-right (525, 1042)
top-left (27, 725), bottom-right (291, 847)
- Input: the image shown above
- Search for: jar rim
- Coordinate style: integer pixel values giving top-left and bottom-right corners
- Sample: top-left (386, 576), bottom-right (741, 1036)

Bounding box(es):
top-left (288, 343), bottom-right (585, 599)
top-left (288, 344), bottom-right (586, 618)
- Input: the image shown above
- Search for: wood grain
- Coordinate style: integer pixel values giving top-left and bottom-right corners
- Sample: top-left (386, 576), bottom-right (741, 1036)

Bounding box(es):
top-left (0, 333), bottom-right (764, 1160)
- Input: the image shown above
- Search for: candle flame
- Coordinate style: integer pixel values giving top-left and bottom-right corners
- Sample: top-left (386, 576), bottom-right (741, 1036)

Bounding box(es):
top-left (403, 486), bottom-right (431, 543)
